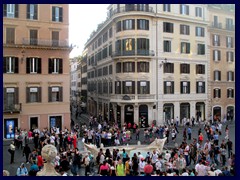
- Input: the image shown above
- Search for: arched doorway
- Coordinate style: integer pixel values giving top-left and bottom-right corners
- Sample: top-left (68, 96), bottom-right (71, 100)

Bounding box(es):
top-left (196, 102), bottom-right (205, 121)
top-left (227, 106), bottom-right (234, 121)
top-left (213, 106), bottom-right (221, 121)
top-left (139, 105), bottom-right (148, 128)
top-left (180, 103), bottom-right (190, 121)
top-left (125, 105), bottom-right (134, 125)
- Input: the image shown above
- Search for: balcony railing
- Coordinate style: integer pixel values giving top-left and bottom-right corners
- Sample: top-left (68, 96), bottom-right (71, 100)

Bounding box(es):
top-left (226, 25), bottom-right (235, 31)
top-left (138, 94), bottom-right (155, 99)
top-left (4, 104), bottom-right (21, 113)
top-left (22, 38), bottom-right (70, 48)
top-left (111, 5), bottom-right (154, 17)
top-left (112, 50), bottom-right (154, 57)
top-left (211, 23), bottom-right (235, 31)
top-left (212, 22), bottom-right (222, 29)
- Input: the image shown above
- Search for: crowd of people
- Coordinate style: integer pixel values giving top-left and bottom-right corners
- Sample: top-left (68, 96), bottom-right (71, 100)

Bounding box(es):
top-left (5, 114), bottom-right (235, 176)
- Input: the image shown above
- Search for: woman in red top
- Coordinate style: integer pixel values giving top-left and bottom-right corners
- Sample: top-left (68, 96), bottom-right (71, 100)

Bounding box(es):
top-left (72, 132), bottom-right (77, 149)
top-left (99, 161), bottom-right (109, 176)
top-left (198, 132), bottom-right (204, 145)
top-left (37, 153), bottom-right (44, 170)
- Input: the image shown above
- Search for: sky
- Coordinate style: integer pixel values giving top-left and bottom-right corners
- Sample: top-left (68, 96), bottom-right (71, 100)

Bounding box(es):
top-left (69, 4), bottom-right (110, 58)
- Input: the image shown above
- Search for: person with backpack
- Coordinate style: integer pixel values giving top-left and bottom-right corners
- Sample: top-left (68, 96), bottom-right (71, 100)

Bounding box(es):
top-left (16, 163), bottom-right (28, 176)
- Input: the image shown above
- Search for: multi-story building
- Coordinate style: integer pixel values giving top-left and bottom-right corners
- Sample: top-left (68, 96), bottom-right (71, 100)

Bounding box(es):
top-left (70, 58), bottom-right (81, 105)
top-left (81, 49), bottom-right (88, 112)
top-left (207, 4), bottom-right (235, 121)
top-left (3, 4), bottom-right (71, 139)
top-left (85, 4), bottom-right (211, 127)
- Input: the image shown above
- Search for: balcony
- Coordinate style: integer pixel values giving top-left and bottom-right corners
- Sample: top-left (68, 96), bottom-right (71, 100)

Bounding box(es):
top-left (112, 50), bottom-right (154, 57)
top-left (111, 5), bottom-right (154, 17)
top-left (226, 25), bottom-right (235, 31)
top-left (138, 94), bottom-right (155, 99)
top-left (212, 22), bottom-right (222, 29)
top-left (4, 104), bottom-right (21, 113)
top-left (22, 38), bottom-right (70, 48)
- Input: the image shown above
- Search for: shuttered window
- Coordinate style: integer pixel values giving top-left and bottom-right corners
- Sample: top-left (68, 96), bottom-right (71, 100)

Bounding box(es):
top-left (6, 28), bottom-right (15, 44)
top-left (48, 87), bottom-right (63, 102)
top-left (26, 87), bottom-right (42, 103)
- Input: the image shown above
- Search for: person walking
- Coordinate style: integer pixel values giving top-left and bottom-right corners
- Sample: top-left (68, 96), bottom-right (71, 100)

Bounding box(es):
top-left (16, 163), bottom-right (28, 176)
top-left (187, 127), bottom-right (192, 140)
top-left (9, 141), bottom-right (16, 164)
top-left (23, 144), bottom-right (31, 164)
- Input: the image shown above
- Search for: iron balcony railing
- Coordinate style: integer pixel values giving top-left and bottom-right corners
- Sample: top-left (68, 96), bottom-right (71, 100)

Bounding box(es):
top-left (112, 50), bottom-right (155, 57)
top-left (4, 104), bottom-right (21, 113)
top-left (111, 5), bottom-right (154, 17)
top-left (22, 38), bottom-right (70, 47)
top-left (212, 22), bottom-right (235, 31)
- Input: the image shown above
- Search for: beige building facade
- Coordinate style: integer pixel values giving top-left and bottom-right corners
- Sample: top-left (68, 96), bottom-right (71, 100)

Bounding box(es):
top-left (85, 4), bottom-right (211, 126)
top-left (3, 4), bottom-right (71, 139)
top-left (207, 5), bottom-right (235, 121)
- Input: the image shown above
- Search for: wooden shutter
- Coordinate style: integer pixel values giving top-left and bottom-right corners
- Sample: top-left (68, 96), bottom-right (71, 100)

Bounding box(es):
top-left (196, 82), bottom-right (198, 93)
top-left (186, 5), bottom-right (189, 15)
top-left (137, 81), bottom-right (140, 94)
top-left (147, 81), bottom-right (150, 94)
top-left (164, 82), bottom-right (167, 94)
top-left (26, 87), bottom-right (30, 103)
top-left (15, 4), bottom-right (19, 18)
top-left (3, 57), bottom-right (7, 73)
top-left (34, 4), bottom-right (38, 19)
top-left (6, 28), bottom-right (14, 44)
top-left (52, 6), bottom-right (55, 21)
top-left (52, 31), bottom-right (59, 46)
top-left (26, 58), bottom-right (30, 73)
top-left (187, 82), bottom-right (190, 93)
top-left (122, 81), bottom-right (125, 94)
top-left (172, 82), bottom-right (174, 93)
top-left (37, 58), bottom-right (41, 74)
top-left (180, 4), bottom-right (183, 14)
top-left (219, 71), bottom-right (221, 81)
top-left (180, 82), bottom-right (183, 94)
top-left (3, 4), bottom-right (7, 16)
top-left (132, 81), bottom-right (135, 94)
top-left (59, 7), bottom-right (63, 22)
top-left (48, 87), bottom-right (52, 102)
top-left (59, 59), bottom-right (63, 74)
top-left (27, 4), bottom-right (30, 19)
top-left (48, 58), bottom-right (53, 74)
top-left (132, 62), bottom-right (135, 72)
top-left (132, 19), bottom-right (135, 29)
top-left (59, 87), bottom-right (63, 101)
top-left (187, 43), bottom-right (190, 53)
top-left (203, 82), bottom-right (205, 93)
top-left (219, 89), bottom-right (221, 98)
top-left (38, 87), bottom-right (42, 102)
top-left (15, 87), bottom-right (19, 104)
top-left (213, 89), bottom-right (216, 98)
top-left (15, 57), bottom-right (19, 73)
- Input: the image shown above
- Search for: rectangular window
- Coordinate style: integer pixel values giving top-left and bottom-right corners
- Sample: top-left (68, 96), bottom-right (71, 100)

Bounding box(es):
top-left (26, 87), bottom-right (41, 103)
top-left (103, 32), bottom-right (108, 43)
top-left (123, 19), bottom-right (135, 30)
top-left (122, 39), bottom-right (135, 55)
top-left (195, 27), bottom-right (205, 37)
top-left (123, 81), bottom-right (135, 94)
top-left (30, 29), bottom-right (38, 45)
top-left (164, 63), bottom-right (174, 73)
top-left (213, 50), bottom-right (221, 61)
top-left (98, 37), bottom-right (102, 47)
top-left (180, 25), bottom-right (190, 35)
top-left (226, 18), bottom-right (234, 30)
top-left (181, 42), bottom-right (190, 54)
top-left (26, 57), bottom-right (41, 74)
top-left (164, 81), bottom-right (174, 94)
top-left (123, 62), bottom-right (135, 73)
top-left (116, 21), bottom-right (122, 32)
top-left (4, 87), bottom-right (19, 110)
top-left (52, 31), bottom-right (59, 46)
top-left (195, 7), bottom-right (202, 17)
top-left (214, 89), bottom-right (221, 98)
top-left (27, 4), bottom-right (38, 20)
top-left (196, 64), bottom-right (205, 74)
top-left (164, 40), bottom-right (171, 52)
top-left (3, 4), bottom-right (18, 18)
top-left (6, 27), bottom-right (15, 44)
top-left (226, 36), bottom-right (233, 48)
top-left (137, 62), bottom-right (149, 72)
top-left (109, 27), bottom-right (112, 38)
top-left (109, 44), bottom-right (112, 56)
top-left (214, 71), bottom-right (221, 81)
top-left (115, 81), bottom-right (121, 94)
top-left (115, 40), bottom-right (121, 55)
top-left (227, 52), bottom-right (234, 62)
top-left (163, 4), bottom-right (171, 12)
top-left (196, 81), bottom-right (205, 93)
top-left (48, 58), bottom-right (63, 74)
top-left (180, 4), bottom-right (189, 15)
top-left (102, 47), bottom-right (108, 59)
top-left (227, 89), bottom-right (234, 98)
top-left (138, 81), bottom-right (150, 94)
top-left (109, 65), bottom-right (112, 74)
top-left (137, 19), bottom-right (149, 30)
top-left (137, 38), bottom-right (149, 55)
top-left (180, 64), bottom-right (190, 74)
top-left (181, 81), bottom-right (190, 94)
top-left (213, 34), bottom-right (220, 46)
top-left (125, 4), bottom-right (135, 11)
top-left (227, 71), bottom-right (234, 81)
top-left (116, 62), bottom-right (121, 73)
top-left (52, 6), bottom-right (63, 22)
top-left (197, 44), bottom-right (205, 55)
top-left (49, 87), bottom-right (63, 102)
top-left (3, 57), bottom-right (19, 73)
top-left (163, 22), bottom-right (174, 33)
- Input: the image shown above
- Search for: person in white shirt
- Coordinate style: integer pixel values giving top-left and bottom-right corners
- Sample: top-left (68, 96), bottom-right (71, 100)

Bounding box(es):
top-left (138, 158), bottom-right (146, 175)
top-left (204, 140), bottom-right (211, 151)
top-left (165, 151), bottom-right (171, 162)
top-left (214, 169), bottom-right (222, 176)
top-left (137, 152), bottom-right (144, 162)
top-left (181, 168), bottom-right (189, 176)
